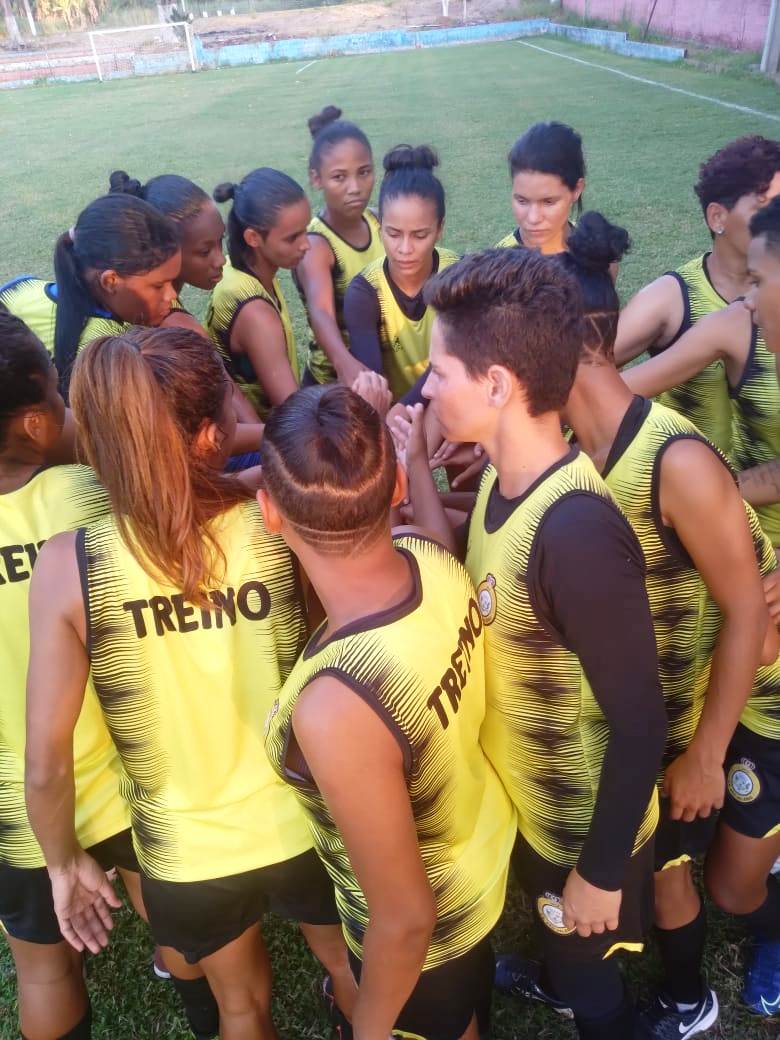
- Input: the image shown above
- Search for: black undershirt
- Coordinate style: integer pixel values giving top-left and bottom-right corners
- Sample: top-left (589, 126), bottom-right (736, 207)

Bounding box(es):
top-left (484, 450), bottom-right (666, 890)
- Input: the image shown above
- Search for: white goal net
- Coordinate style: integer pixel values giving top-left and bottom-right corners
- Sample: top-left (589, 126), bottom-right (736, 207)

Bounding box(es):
top-left (88, 21), bottom-right (197, 81)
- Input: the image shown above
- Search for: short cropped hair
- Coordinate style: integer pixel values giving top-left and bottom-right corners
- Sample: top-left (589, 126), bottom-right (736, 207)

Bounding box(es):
top-left (424, 248), bottom-right (584, 416)
top-left (695, 136), bottom-right (780, 215)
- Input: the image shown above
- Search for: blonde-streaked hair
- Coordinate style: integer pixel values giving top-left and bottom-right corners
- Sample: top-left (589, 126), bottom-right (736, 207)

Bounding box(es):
top-left (70, 326), bottom-right (251, 604)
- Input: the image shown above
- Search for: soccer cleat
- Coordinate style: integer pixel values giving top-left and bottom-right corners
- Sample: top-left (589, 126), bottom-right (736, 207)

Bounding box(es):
top-left (322, 975), bottom-right (353, 1040)
top-left (637, 988), bottom-right (718, 1038)
top-left (743, 939), bottom-right (780, 1016)
top-left (493, 954), bottom-right (573, 1018)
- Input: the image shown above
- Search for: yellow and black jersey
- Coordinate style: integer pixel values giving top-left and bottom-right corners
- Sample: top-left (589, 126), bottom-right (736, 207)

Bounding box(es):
top-left (601, 399), bottom-right (723, 774)
top-left (0, 276), bottom-right (129, 356)
top-left (730, 326), bottom-right (780, 547)
top-left (352, 248), bottom-right (459, 398)
top-left (80, 500), bottom-right (311, 882)
top-left (303, 210), bottom-right (384, 385)
top-left (495, 229), bottom-right (524, 249)
top-left (467, 452), bottom-right (658, 871)
top-left (0, 465), bottom-right (128, 869)
top-left (265, 534), bottom-right (515, 970)
top-left (651, 254), bottom-right (734, 457)
top-left (205, 259), bottom-right (298, 418)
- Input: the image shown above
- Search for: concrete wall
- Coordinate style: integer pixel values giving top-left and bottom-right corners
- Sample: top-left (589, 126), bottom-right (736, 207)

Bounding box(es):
top-left (560, 0), bottom-right (772, 51)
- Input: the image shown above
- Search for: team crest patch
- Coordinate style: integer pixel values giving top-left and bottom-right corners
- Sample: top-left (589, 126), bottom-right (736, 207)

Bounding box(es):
top-left (536, 892), bottom-right (575, 936)
top-left (476, 574), bottom-right (497, 626)
top-left (728, 758), bottom-right (761, 804)
top-left (264, 698), bottom-right (280, 736)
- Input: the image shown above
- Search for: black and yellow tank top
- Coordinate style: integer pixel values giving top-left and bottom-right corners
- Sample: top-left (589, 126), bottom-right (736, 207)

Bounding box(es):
top-left (265, 534), bottom-right (515, 969)
top-left (0, 276), bottom-right (129, 356)
top-left (466, 453), bottom-right (658, 868)
top-left (495, 229), bottom-right (524, 249)
top-left (0, 466), bottom-right (128, 869)
top-left (80, 501), bottom-right (311, 882)
top-left (304, 211), bottom-right (384, 384)
top-left (205, 260), bottom-right (298, 419)
top-left (651, 254), bottom-right (734, 457)
top-left (601, 400), bottom-right (722, 776)
top-left (730, 326), bottom-right (780, 547)
top-left (360, 248), bottom-right (459, 398)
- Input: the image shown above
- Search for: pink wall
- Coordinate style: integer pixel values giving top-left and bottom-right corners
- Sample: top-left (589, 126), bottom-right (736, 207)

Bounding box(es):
top-left (560, 0), bottom-right (771, 51)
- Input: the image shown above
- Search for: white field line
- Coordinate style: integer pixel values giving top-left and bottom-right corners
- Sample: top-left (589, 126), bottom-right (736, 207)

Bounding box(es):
top-left (516, 40), bottom-right (780, 124)
top-left (296, 59), bottom-right (318, 74)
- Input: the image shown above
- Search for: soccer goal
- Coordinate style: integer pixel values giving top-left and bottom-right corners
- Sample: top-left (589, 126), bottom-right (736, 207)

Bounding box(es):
top-left (88, 21), bottom-right (198, 81)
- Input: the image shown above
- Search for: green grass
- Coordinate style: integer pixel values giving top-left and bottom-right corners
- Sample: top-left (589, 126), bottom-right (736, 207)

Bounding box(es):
top-left (1, 36), bottom-right (780, 1038)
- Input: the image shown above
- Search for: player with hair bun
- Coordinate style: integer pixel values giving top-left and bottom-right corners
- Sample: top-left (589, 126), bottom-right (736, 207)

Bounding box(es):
top-left (344, 144), bottom-right (459, 399)
top-left (206, 168), bottom-right (310, 417)
top-left (296, 105), bottom-right (385, 387)
top-left (496, 120), bottom-right (586, 255)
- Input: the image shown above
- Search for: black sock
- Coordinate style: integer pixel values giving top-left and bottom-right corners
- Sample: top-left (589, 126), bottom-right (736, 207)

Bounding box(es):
top-left (58, 1005), bottom-right (92, 1039)
top-left (171, 975), bottom-right (220, 1040)
top-left (654, 906), bottom-right (707, 1006)
top-left (574, 995), bottom-right (639, 1040)
top-left (738, 875), bottom-right (780, 942)
top-left (542, 956), bottom-right (625, 1019)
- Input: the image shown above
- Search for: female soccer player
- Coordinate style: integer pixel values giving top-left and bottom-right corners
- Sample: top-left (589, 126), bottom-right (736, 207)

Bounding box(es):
top-left (207, 168), bottom-right (310, 417)
top-left (25, 327), bottom-right (354, 1040)
top-left (615, 135), bottom-right (780, 456)
top-left (0, 307), bottom-right (136, 1040)
top-left (555, 213), bottom-right (774, 1037)
top-left (495, 121), bottom-right (585, 255)
top-left (0, 193), bottom-right (181, 393)
top-left (344, 144), bottom-right (459, 400)
top-left (260, 383), bottom-right (515, 1040)
top-left (296, 106), bottom-right (385, 387)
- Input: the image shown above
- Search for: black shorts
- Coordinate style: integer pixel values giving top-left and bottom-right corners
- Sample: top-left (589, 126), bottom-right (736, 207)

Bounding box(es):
top-left (511, 832), bottom-right (654, 964)
top-left (722, 723), bottom-right (780, 840)
top-left (141, 847), bottom-right (339, 963)
top-left (348, 935), bottom-right (494, 1040)
top-left (0, 828), bottom-right (138, 945)
top-left (654, 797), bottom-right (718, 871)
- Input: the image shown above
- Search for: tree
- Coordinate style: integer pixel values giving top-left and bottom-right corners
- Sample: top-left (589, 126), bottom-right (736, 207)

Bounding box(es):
top-left (1, 0), bottom-right (23, 46)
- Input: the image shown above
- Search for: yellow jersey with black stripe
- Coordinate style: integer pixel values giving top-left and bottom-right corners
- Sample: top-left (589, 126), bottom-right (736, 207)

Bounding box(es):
top-left (0, 276), bottom-right (129, 356)
top-left (0, 466), bottom-right (128, 868)
top-left (652, 255), bottom-right (734, 457)
top-left (730, 326), bottom-right (780, 547)
top-left (205, 259), bottom-right (299, 418)
top-left (360, 249), bottom-right (459, 398)
top-left (738, 508), bottom-right (780, 740)
top-left (304, 211), bottom-right (384, 384)
top-left (467, 453), bottom-right (658, 868)
top-left (265, 534), bottom-right (516, 970)
top-left (80, 500), bottom-right (311, 882)
top-left (495, 229), bottom-right (523, 249)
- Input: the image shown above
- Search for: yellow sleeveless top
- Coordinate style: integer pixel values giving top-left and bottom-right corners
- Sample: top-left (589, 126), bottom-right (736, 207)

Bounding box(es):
top-left (205, 260), bottom-right (298, 418)
top-left (360, 248), bottom-right (460, 398)
top-left (466, 453), bottom-right (658, 867)
top-left (265, 534), bottom-right (515, 969)
top-left (80, 500), bottom-right (311, 881)
top-left (305, 211), bottom-right (384, 384)
top-left (0, 466), bottom-right (128, 868)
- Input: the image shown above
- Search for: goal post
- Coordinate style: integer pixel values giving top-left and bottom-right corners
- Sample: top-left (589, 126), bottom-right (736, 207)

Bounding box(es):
top-left (88, 21), bottom-right (198, 82)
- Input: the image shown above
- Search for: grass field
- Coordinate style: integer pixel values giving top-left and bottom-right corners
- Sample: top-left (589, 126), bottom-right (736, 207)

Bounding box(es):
top-left (1, 35), bottom-right (780, 1040)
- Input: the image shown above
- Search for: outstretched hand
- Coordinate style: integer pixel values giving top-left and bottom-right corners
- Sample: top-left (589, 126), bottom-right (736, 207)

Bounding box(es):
top-left (351, 371), bottom-right (392, 420)
top-left (48, 850), bottom-right (122, 954)
top-left (391, 403), bottom-right (427, 471)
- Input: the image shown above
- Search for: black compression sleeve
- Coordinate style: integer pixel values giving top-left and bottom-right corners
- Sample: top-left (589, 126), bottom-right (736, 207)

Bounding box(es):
top-left (343, 275), bottom-right (383, 374)
top-left (401, 365), bottom-right (430, 407)
top-left (531, 494), bottom-right (666, 890)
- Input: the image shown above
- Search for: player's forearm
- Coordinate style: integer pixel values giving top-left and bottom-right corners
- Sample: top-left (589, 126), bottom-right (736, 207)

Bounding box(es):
top-left (25, 749), bottom-right (80, 870)
top-left (310, 309), bottom-right (357, 374)
top-left (739, 459), bottom-right (780, 507)
top-left (407, 456), bottom-right (456, 553)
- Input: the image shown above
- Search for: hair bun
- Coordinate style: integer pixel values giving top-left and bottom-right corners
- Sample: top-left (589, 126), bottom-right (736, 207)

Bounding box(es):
top-left (213, 181), bottom-right (237, 204)
top-left (108, 170), bottom-right (143, 197)
top-left (383, 144), bottom-right (439, 173)
top-left (308, 105), bottom-right (343, 139)
top-left (567, 211), bottom-right (631, 272)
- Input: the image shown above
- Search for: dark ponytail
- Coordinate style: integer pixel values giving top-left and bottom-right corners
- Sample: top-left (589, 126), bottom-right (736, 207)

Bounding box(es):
top-left (213, 168), bottom-right (305, 273)
top-left (110, 169), bottom-right (211, 227)
top-left (378, 144), bottom-right (445, 223)
top-left (509, 122), bottom-right (586, 210)
top-left (53, 194), bottom-right (179, 387)
top-left (308, 105), bottom-right (372, 172)
top-left (557, 211), bottom-right (631, 359)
